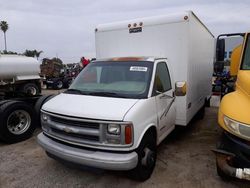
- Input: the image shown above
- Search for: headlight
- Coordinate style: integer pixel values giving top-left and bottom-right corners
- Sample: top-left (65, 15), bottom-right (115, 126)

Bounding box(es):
top-left (41, 113), bottom-right (48, 121)
top-left (223, 115), bottom-right (250, 140)
top-left (223, 116), bottom-right (239, 133)
top-left (107, 124), bottom-right (120, 135)
top-left (105, 123), bottom-right (133, 145)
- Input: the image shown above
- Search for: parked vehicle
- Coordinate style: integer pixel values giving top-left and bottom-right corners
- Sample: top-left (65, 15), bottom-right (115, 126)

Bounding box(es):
top-left (213, 32), bottom-right (250, 181)
top-left (212, 34), bottom-right (243, 98)
top-left (0, 55), bottom-right (43, 143)
top-left (41, 58), bottom-right (81, 89)
top-left (212, 71), bottom-right (235, 97)
top-left (37, 11), bottom-right (214, 181)
top-left (0, 55), bottom-right (41, 95)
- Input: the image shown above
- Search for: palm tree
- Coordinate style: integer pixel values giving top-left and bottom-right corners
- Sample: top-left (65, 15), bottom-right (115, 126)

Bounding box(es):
top-left (24, 49), bottom-right (43, 60)
top-left (24, 49), bottom-right (36, 57)
top-left (0, 21), bottom-right (9, 51)
top-left (34, 50), bottom-right (43, 60)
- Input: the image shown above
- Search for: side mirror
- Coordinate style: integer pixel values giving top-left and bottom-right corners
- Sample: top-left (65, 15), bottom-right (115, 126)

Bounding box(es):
top-left (214, 38), bottom-right (225, 75)
top-left (216, 39), bottom-right (225, 62)
top-left (175, 81), bottom-right (186, 96)
top-left (230, 44), bottom-right (242, 76)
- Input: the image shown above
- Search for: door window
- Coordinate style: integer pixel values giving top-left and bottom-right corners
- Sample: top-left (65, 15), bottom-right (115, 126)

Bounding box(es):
top-left (153, 62), bottom-right (171, 94)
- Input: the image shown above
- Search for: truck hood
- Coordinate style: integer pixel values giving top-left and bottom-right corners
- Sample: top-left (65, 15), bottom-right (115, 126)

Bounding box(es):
top-left (220, 90), bottom-right (250, 125)
top-left (236, 71), bottom-right (250, 96)
top-left (42, 93), bottom-right (139, 121)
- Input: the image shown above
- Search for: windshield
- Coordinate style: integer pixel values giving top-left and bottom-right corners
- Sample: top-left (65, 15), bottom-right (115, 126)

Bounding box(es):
top-left (67, 61), bottom-right (153, 99)
top-left (241, 34), bottom-right (250, 70)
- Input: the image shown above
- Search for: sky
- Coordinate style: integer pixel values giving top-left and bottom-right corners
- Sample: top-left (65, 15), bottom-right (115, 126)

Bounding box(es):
top-left (0, 0), bottom-right (250, 63)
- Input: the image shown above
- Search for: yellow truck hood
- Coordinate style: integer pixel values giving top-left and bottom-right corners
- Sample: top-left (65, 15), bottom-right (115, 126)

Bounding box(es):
top-left (219, 90), bottom-right (250, 125)
top-left (236, 70), bottom-right (250, 96)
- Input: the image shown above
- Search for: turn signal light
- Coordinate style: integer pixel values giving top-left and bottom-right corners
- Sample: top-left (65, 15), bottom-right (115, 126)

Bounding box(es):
top-left (125, 125), bottom-right (132, 144)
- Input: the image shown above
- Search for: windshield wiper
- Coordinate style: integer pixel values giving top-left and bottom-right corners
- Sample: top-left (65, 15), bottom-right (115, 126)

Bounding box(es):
top-left (88, 92), bottom-right (128, 98)
top-left (64, 89), bottom-right (85, 95)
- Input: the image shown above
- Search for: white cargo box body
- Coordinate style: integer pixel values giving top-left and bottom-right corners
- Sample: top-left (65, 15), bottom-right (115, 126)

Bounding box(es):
top-left (95, 11), bottom-right (214, 125)
top-left (0, 55), bottom-right (40, 81)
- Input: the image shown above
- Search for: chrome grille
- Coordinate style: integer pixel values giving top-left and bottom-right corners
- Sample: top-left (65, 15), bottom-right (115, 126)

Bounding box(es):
top-left (43, 113), bottom-right (103, 146)
top-left (50, 116), bottom-right (99, 129)
top-left (51, 128), bottom-right (99, 141)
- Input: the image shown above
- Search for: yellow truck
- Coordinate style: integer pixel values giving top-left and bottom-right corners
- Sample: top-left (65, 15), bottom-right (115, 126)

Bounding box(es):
top-left (214, 32), bottom-right (250, 180)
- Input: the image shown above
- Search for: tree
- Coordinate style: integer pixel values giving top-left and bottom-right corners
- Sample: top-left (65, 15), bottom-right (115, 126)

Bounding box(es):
top-left (34, 50), bottom-right (43, 60)
top-left (23, 49), bottom-right (43, 60)
top-left (24, 49), bottom-right (36, 57)
top-left (0, 21), bottom-right (9, 51)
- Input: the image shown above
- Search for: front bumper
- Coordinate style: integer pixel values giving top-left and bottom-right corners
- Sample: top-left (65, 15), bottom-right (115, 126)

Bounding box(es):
top-left (219, 132), bottom-right (250, 167)
top-left (213, 132), bottom-right (250, 180)
top-left (37, 133), bottom-right (138, 170)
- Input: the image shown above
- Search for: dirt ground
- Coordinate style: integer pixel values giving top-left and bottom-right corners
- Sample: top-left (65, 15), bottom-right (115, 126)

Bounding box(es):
top-left (0, 93), bottom-right (250, 187)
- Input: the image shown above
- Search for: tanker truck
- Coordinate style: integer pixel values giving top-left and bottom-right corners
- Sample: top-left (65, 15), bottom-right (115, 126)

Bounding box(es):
top-left (0, 54), bottom-right (41, 95)
top-left (0, 54), bottom-right (53, 143)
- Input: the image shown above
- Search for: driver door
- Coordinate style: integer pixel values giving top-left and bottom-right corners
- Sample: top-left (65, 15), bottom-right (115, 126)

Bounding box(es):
top-left (153, 61), bottom-right (176, 142)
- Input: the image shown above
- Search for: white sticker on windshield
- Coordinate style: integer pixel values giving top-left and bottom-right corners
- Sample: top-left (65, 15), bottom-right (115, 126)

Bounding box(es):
top-left (130, 66), bottom-right (148, 72)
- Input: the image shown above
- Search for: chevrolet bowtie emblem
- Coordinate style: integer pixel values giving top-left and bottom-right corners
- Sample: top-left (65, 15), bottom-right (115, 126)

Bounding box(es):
top-left (63, 127), bottom-right (73, 133)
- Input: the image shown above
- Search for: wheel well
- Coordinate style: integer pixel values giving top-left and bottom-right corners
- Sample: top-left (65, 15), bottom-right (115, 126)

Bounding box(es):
top-left (144, 126), bottom-right (157, 144)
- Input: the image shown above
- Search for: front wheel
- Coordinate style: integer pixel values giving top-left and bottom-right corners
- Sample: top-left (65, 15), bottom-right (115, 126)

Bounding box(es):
top-left (129, 131), bottom-right (157, 181)
top-left (0, 101), bottom-right (36, 143)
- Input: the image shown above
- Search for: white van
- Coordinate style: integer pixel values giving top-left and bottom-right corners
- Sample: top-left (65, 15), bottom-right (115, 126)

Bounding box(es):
top-left (38, 11), bottom-right (214, 181)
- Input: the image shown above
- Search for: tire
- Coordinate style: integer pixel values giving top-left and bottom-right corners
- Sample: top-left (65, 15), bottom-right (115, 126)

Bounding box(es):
top-left (66, 79), bottom-right (73, 88)
top-left (129, 131), bottom-right (157, 181)
top-left (54, 80), bottom-right (63, 90)
top-left (34, 94), bottom-right (55, 127)
top-left (0, 101), bottom-right (36, 143)
top-left (197, 104), bottom-right (205, 120)
top-left (205, 98), bottom-right (210, 107)
top-left (20, 83), bottom-right (40, 96)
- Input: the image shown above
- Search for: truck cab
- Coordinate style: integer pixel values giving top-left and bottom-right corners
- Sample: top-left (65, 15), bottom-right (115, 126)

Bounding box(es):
top-left (38, 57), bottom-right (177, 181)
top-left (214, 32), bottom-right (250, 180)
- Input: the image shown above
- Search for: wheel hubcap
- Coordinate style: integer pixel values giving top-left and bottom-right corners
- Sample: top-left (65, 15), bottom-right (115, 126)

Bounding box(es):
top-left (26, 87), bottom-right (37, 95)
top-left (57, 81), bottom-right (63, 88)
top-left (7, 110), bottom-right (31, 135)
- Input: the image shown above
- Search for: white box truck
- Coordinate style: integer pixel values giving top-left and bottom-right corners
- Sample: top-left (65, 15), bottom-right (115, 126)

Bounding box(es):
top-left (37, 11), bottom-right (214, 181)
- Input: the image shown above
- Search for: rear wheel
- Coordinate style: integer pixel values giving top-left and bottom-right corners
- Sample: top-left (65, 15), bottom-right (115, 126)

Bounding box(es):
top-left (197, 104), bottom-right (205, 119)
top-left (54, 80), bottom-right (63, 89)
top-left (20, 83), bottom-right (40, 96)
top-left (129, 131), bottom-right (157, 181)
top-left (0, 101), bottom-right (36, 143)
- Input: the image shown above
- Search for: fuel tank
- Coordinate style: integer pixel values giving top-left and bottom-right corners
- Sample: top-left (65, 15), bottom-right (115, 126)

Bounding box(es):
top-left (0, 55), bottom-right (40, 80)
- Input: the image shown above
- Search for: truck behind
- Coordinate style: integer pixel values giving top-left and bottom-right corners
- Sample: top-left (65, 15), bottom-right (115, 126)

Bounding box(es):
top-left (37, 11), bottom-right (214, 181)
top-left (0, 54), bottom-right (42, 143)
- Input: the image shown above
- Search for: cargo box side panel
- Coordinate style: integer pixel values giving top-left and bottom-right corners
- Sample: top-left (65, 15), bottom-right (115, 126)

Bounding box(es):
top-left (185, 13), bottom-right (214, 124)
top-left (96, 19), bottom-right (190, 125)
